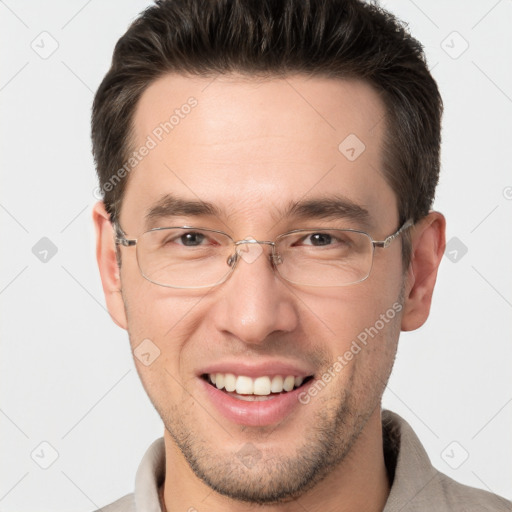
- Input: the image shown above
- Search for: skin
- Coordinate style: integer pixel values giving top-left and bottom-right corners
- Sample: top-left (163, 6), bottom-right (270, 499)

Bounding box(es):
top-left (93, 74), bottom-right (445, 512)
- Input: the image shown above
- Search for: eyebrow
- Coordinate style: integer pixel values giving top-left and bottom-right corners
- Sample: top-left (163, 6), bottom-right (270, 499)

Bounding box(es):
top-left (144, 193), bottom-right (372, 230)
top-left (284, 196), bottom-right (372, 228)
top-left (144, 194), bottom-right (220, 228)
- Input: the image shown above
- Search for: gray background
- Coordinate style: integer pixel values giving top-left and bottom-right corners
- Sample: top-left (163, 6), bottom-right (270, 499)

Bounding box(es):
top-left (1, 0), bottom-right (511, 510)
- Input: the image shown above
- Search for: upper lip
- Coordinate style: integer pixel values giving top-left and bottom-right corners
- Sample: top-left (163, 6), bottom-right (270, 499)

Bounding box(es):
top-left (197, 360), bottom-right (316, 379)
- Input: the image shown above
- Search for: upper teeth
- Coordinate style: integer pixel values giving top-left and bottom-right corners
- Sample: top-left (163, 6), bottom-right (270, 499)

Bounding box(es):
top-left (208, 373), bottom-right (305, 395)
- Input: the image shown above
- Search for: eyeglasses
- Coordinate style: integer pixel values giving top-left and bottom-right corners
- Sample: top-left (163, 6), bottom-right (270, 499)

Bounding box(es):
top-left (114, 219), bottom-right (413, 289)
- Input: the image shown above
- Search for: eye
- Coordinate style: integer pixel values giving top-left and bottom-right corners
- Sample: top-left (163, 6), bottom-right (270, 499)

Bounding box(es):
top-left (292, 231), bottom-right (356, 250)
top-left (298, 232), bottom-right (341, 247)
top-left (303, 232), bottom-right (333, 246)
top-left (176, 232), bottom-right (207, 247)
top-left (159, 230), bottom-right (211, 248)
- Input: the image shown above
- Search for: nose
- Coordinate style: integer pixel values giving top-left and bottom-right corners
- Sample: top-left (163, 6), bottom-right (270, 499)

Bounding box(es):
top-left (212, 243), bottom-right (299, 345)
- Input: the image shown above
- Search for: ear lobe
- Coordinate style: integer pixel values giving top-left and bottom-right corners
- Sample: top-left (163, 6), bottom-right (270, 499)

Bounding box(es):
top-left (401, 211), bottom-right (446, 332)
top-left (92, 201), bottom-right (128, 330)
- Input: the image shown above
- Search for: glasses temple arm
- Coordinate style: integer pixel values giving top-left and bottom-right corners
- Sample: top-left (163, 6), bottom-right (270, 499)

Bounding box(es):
top-left (373, 218), bottom-right (414, 248)
top-left (112, 221), bottom-right (137, 247)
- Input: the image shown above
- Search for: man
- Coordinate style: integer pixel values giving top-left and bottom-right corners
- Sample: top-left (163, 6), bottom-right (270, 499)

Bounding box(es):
top-left (90, 0), bottom-right (511, 511)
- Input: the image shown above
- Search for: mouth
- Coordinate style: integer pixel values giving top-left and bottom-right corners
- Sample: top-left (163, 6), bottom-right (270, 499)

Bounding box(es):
top-left (200, 373), bottom-right (314, 401)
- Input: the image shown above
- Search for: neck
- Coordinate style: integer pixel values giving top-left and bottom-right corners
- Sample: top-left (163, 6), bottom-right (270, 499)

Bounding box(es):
top-left (161, 407), bottom-right (390, 512)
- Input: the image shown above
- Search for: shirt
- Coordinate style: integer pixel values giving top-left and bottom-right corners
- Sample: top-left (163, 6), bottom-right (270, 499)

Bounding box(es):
top-left (94, 410), bottom-right (511, 511)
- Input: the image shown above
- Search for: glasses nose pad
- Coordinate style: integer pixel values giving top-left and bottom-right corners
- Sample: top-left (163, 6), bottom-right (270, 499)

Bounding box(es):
top-left (227, 252), bottom-right (239, 268)
top-left (271, 251), bottom-right (283, 266)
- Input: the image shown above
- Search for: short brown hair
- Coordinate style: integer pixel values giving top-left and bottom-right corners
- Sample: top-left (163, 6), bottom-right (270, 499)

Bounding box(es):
top-left (91, 0), bottom-right (443, 267)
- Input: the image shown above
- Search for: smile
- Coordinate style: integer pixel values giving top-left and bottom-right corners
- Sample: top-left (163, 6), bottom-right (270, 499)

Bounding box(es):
top-left (202, 373), bottom-right (313, 399)
top-left (199, 372), bottom-right (315, 424)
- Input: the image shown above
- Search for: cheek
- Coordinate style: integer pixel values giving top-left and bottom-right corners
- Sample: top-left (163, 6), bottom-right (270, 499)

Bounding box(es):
top-left (120, 250), bottom-right (200, 341)
top-left (119, 263), bottom-right (210, 389)
top-left (300, 273), bottom-right (403, 388)
top-left (121, 286), bottom-right (208, 407)
top-left (320, 290), bottom-right (401, 400)
top-left (302, 276), bottom-right (402, 341)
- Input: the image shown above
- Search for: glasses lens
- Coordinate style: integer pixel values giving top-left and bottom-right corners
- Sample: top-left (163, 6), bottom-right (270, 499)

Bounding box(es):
top-left (136, 228), bottom-right (233, 288)
top-left (275, 229), bottom-right (374, 286)
top-left (135, 227), bottom-right (374, 288)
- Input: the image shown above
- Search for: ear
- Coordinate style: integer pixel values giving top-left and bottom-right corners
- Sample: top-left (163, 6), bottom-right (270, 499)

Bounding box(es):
top-left (92, 201), bottom-right (128, 330)
top-left (401, 211), bottom-right (446, 332)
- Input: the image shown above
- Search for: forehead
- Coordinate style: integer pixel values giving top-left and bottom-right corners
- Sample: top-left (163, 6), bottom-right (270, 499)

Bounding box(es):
top-left (122, 73), bottom-right (396, 233)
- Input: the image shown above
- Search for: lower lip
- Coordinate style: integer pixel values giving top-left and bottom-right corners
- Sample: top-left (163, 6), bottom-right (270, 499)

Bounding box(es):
top-left (200, 377), bottom-right (313, 427)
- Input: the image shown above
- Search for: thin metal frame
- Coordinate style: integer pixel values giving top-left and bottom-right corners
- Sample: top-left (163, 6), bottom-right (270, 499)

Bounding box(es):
top-left (113, 219), bottom-right (413, 288)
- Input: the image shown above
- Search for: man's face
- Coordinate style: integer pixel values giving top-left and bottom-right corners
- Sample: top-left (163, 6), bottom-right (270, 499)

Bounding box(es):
top-left (115, 74), bottom-right (405, 503)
